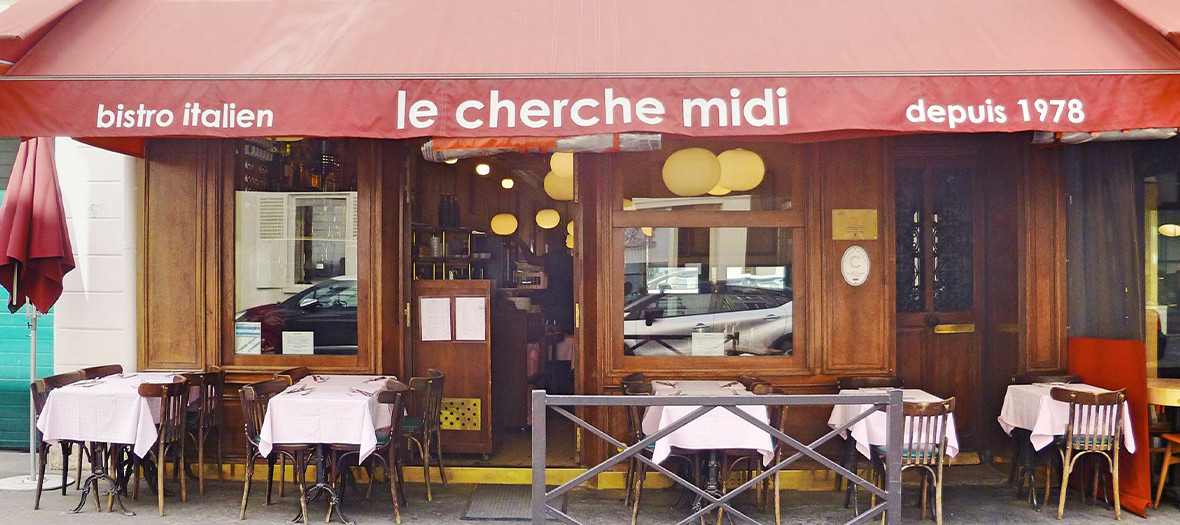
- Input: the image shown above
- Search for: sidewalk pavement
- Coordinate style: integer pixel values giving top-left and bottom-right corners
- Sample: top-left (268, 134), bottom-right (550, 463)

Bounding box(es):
top-left (0, 450), bottom-right (1176, 524)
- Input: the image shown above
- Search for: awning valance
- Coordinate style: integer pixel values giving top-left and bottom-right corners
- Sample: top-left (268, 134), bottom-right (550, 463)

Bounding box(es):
top-left (2, 0), bottom-right (1180, 142)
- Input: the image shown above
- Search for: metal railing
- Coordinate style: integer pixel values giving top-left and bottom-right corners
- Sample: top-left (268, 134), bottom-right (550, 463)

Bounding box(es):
top-left (530, 389), bottom-right (903, 525)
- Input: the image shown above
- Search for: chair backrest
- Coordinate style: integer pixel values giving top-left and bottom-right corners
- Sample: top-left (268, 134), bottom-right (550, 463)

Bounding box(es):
top-left (274, 366), bottom-right (311, 386)
top-left (622, 382), bottom-right (654, 444)
top-left (738, 375), bottom-right (769, 390)
top-left (377, 380), bottom-right (411, 437)
top-left (899, 397), bottom-right (955, 467)
top-left (408, 369), bottom-right (445, 432)
top-left (1049, 387), bottom-right (1126, 452)
top-left (1012, 373), bottom-right (1081, 385)
top-left (239, 379), bottom-right (289, 444)
top-left (837, 376), bottom-right (904, 390)
top-left (79, 364), bottom-right (123, 380)
top-left (620, 372), bottom-right (647, 389)
top-left (30, 370), bottom-right (85, 420)
top-left (138, 377), bottom-right (189, 445)
top-left (751, 384), bottom-right (790, 450)
top-left (182, 369), bottom-right (224, 429)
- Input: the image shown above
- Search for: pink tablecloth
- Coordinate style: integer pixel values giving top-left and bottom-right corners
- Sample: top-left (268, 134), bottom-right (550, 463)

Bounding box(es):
top-left (258, 375), bottom-right (394, 462)
top-left (640, 380), bottom-right (774, 466)
top-left (36, 372), bottom-right (182, 458)
top-left (827, 388), bottom-right (960, 459)
top-left (997, 383), bottom-right (1136, 453)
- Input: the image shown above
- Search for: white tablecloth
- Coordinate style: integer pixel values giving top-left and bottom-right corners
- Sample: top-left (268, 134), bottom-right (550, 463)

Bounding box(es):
top-left (258, 375), bottom-right (394, 462)
top-left (640, 380), bottom-right (774, 466)
top-left (827, 388), bottom-right (960, 459)
top-left (997, 383), bottom-right (1136, 453)
top-left (36, 372), bottom-right (183, 458)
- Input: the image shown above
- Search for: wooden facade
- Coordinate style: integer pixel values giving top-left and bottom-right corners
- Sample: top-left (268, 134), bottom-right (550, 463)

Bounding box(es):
top-left (137, 133), bottom-right (1068, 464)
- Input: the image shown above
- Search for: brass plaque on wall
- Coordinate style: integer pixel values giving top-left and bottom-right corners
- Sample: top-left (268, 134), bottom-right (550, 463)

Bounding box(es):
top-left (440, 397), bottom-right (481, 431)
top-left (832, 209), bottom-right (879, 240)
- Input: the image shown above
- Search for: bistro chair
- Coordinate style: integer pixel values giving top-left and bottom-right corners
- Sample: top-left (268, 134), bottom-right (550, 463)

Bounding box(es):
top-left (182, 368), bottom-right (224, 495)
top-left (1050, 387), bottom-right (1126, 520)
top-left (618, 373), bottom-right (648, 505)
top-left (871, 397), bottom-right (955, 525)
top-left (737, 375), bottom-right (769, 390)
top-left (275, 366), bottom-right (311, 386)
top-left (620, 372), bottom-right (647, 390)
top-left (1007, 373), bottom-right (1081, 507)
top-left (132, 376), bottom-right (189, 516)
top-left (403, 368), bottom-right (446, 501)
top-left (30, 370), bottom-right (86, 509)
top-left (623, 381), bottom-right (700, 525)
top-left (835, 376), bottom-right (904, 510)
top-left (328, 380), bottom-right (411, 524)
top-left (79, 363), bottom-right (123, 379)
top-left (1154, 433), bottom-right (1180, 509)
top-left (239, 379), bottom-right (315, 523)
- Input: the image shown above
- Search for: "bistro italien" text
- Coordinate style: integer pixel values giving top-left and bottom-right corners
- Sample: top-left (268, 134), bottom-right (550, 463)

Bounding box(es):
top-left (96, 103), bottom-right (274, 129)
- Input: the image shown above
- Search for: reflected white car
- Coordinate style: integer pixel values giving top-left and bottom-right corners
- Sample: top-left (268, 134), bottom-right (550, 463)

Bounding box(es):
top-left (623, 286), bottom-right (793, 357)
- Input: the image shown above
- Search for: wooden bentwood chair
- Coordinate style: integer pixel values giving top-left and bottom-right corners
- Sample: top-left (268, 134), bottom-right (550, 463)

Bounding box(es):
top-left (402, 369), bottom-right (446, 501)
top-left (1154, 432), bottom-right (1180, 509)
top-left (716, 384), bottom-right (791, 525)
top-left (132, 377), bottom-right (189, 517)
top-left (328, 380), bottom-right (411, 524)
top-left (624, 382), bottom-right (700, 525)
top-left (871, 397), bottom-right (955, 525)
top-left (30, 370), bottom-right (86, 509)
top-left (1050, 387), bottom-right (1126, 520)
top-left (239, 379), bottom-right (315, 523)
top-left (275, 366), bottom-right (311, 386)
top-left (182, 368), bottom-right (224, 495)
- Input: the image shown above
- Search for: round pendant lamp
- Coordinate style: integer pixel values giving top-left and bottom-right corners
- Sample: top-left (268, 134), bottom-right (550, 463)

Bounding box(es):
top-left (536, 209), bottom-right (561, 229)
top-left (550, 152), bottom-right (574, 178)
top-left (707, 183), bottom-right (731, 196)
top-left (490, 213), bottom-right (518, 235)
top-left (567, 221), bottom-right (574, 234)
top-left (544, 171), bottom-right (574, 201)
top-left (1160, 223), bottom-right (1180, 237)
top-left (662, 148), bottom-right (721, 197)
top-left (565, 234), bottom-right (574, 249)
top-left (641, 227), bottom-right (654, 237)
top-left (717, 149), bottom-right (765, 191)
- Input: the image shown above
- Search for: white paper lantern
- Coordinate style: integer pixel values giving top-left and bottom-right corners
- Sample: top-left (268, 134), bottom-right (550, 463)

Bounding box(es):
top-left (536, 209), bottom-right (560, 229)
top-left (662, 148), bottom-right (721, 197)
top-left (544, 171), bottom-right (574, 201)
top-left (1160, 223), bottom-right (1180, 237)
top-left (550, 152), bottom-right (574, 178)
top-left (707, 183), bottom-right (731, 196)
top-left (475, 163), bottom-right (491, 176)
top-left (567, 221), bottom-right (574, 234)
top-left (717, 149), bottom-right (765, 192)
top-left (565, 234), bottom-right (574, 249)
top-left (641, 227), bottom-right (654, 237)
top-left (490, 213), bottom-right (518, 235)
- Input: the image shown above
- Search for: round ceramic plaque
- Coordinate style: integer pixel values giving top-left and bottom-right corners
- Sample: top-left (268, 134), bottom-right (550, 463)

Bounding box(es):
top-left (841, 245), bottom-right (870, 286)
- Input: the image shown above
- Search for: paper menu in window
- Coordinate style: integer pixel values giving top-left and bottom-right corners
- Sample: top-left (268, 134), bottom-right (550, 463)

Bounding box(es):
top-left (282, 331), bottom-right (315, 355)
top-left (454, 296), bottom-right (487, 341)
top-left (419, 297), bottom-right (452, 341)
top-left (691, 332), bottom-right (726, 356)
top-left (235, 322), bottom-right (263, 354)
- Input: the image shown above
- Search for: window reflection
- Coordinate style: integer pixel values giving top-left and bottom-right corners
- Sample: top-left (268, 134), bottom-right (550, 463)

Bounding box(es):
top-left (622, 227), bottom-right (793, 357)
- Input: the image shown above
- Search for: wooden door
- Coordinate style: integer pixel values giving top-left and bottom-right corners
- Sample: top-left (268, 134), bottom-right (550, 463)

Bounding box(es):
top-left (894, 158), bottom-right (984, 448)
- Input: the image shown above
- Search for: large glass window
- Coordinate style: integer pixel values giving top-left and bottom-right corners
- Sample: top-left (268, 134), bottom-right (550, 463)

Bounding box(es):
top-left (621, 226), bottom-right (794, 357)
top-left (232, 138), bottom-right (360, 356)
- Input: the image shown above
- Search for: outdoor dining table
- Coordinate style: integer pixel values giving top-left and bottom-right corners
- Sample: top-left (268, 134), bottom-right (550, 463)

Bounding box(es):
top-left (997, 382), bottom-right (1136, 453)
top-left (35, 371), bottom-right (186, 515)
top-left (827, 388), bottom-right (961, 460)
top-left (257, 374), bottom-right (394, 524)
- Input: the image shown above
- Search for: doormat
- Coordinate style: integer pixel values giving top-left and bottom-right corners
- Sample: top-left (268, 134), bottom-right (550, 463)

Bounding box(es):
top-left (461, 484), bottom-right (567, 521)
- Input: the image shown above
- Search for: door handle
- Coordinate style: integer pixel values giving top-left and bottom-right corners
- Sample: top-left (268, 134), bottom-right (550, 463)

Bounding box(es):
top-left (763, 315), bottom-right (780, 321)
top-left (933, 323), bottom-right (976, 334)
top-left (693, 323), bottom-right (708, 332)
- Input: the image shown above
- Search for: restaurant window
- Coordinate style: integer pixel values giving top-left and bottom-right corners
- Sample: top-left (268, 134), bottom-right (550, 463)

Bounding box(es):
top-left (232, 138), bottom-right (361, 356)
top-left (613, 139), bottom-right (804, 365)
top-left (623, 227), bottom-right (794, 357)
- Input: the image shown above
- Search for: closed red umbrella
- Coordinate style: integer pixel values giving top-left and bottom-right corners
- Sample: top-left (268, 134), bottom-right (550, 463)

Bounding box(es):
top-left (0, 136), bottom-right (74, 490)
top-left (0, 137), bottom-right (74, 313)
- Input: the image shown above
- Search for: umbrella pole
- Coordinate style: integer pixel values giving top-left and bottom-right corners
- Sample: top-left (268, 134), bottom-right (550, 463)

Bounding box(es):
top-left (27, 303), bottom-right (36, 481)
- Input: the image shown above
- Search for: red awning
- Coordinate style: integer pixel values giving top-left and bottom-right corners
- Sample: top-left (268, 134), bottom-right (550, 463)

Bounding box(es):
top-left (0, 0), bottom-right (83, 73)
top-left (1, 0), bottom-right (1179, 143)
top-left (1115, 0), bottom-right (1180, 49)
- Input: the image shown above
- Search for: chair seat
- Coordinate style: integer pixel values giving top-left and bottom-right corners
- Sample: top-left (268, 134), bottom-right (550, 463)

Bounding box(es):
top-left (1162, 433), bottom-right (1180, 445)
top-left (402, 416), bottom-right (423, 433)
top-left (872, 445), bottom-right (941, 460)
